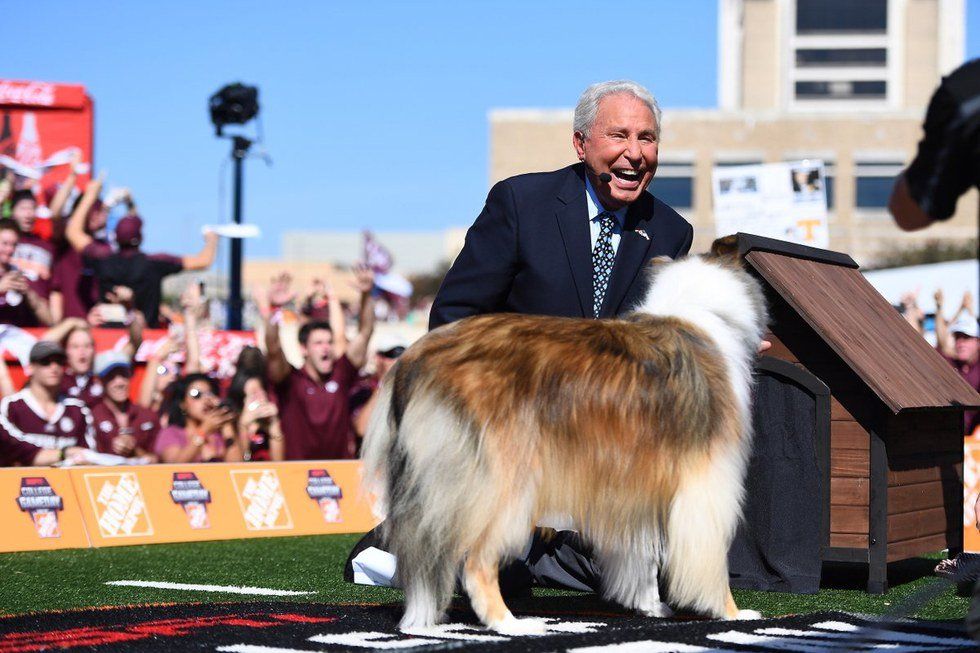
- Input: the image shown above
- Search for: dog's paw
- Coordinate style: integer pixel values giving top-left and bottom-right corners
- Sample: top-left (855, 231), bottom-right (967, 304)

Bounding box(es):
top-left (638, 602), bottom-right (674, 618)
top-left (734, 609), bottom-right (762, 621)
top-left (489, 615), bottom-right (548, 636)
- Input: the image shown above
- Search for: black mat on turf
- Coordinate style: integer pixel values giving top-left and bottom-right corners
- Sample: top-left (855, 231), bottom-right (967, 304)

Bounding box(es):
top-left (0, 601), bottom-right (972, 652)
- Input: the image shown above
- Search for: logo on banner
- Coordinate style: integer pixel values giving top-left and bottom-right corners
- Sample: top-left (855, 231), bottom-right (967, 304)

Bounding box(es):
top-left (170, 472), bottom-right (212, 530)
top-left (85, 472), bottom-right (153, 538)
top-left (306, 469), bottom-right (343, 523)
top-left (16, 477), bottom-right (64, 538)
top-left (231, 469), bottom-right (293, 531)
top-left (0, 81), bottom-right (56, 106)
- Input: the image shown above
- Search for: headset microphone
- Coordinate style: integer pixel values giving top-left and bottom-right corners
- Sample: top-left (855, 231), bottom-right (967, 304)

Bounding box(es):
top-left (598, 172), bottom-right (612, 183)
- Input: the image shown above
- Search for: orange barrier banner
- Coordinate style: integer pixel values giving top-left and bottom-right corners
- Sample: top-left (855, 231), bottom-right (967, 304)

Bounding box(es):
top-left (0, 468), bottom-right (90, 552)
top-left (0, 461), bottom-right (377, 553)
top-left (965, 437), bottom-right (980, 552)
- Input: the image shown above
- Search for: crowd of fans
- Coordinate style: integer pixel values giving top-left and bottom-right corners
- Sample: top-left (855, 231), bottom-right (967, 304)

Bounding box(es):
top-left (0, 164), bottom-right (406, 468)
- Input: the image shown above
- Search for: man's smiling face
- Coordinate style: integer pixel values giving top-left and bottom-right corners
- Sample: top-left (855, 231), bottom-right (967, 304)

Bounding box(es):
top-left (573, 92), bottom-right (659, 211)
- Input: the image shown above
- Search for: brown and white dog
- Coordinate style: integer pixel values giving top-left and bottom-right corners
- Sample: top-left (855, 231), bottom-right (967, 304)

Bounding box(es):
top-left (361, 238), bottom-right (768, 634)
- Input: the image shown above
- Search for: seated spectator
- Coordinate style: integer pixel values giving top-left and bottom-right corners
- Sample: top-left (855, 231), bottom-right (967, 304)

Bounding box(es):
top-left (90, 351), bottom-right (159, 462)
top-left (155, 373), bottom-right (240, 463)
top-left (0, 341), bottom-right (95, 452)
top-left (226, 370), bottom-right (284, 461)
top-left (0, 218), bottom-right (52, 326)
top-left (65, 175), bottom-right (219, 327)
top-left (265, 264), bottom-right (375, 460)
top-left (350, 335), bottom-right (406, 450)
top-left (8, 190), bottom-right (56, 303)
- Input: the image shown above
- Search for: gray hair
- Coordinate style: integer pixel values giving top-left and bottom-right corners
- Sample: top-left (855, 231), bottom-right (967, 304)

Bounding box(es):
top-left (573, 80), bottom-right (662, 138)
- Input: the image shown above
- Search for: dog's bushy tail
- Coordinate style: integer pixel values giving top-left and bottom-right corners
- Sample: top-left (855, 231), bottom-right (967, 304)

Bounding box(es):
top-left (363, 370), bottom-right (497, 628)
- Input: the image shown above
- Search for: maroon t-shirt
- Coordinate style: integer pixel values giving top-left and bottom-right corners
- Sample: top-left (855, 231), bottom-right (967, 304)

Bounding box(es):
top-left (0, 390), bottom-right (95, 450)
top-left (61, 371), bottom-right (104, 409)
top-left (0, 427), bottom-right (40, 466)
top-left (51, 242), bottom-right (110, 319)
top-left (941, 351), bottom-right (980, 434)
top-left (274, 356), bottom-right (358, 460)
top-left (90, 401), bottom-right (160, 455)
top-left (11, 233), bottom-right (56, 299)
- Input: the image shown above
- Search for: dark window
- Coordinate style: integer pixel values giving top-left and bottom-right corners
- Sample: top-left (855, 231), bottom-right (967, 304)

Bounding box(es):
top-left (797, 0), bottom-right (887, 34)
top-left (795, 80), bottom-right (886, 99)
top-left (796, 48), bottom-right (886, 67)
top-left (715, 161), bottom-right (761, 168)
top-left (825, 175), bottom-right (835, 209)
top-left (856, 175), bottom-right (896, 208)
top-left (649, 177), bottom-right (692, 208)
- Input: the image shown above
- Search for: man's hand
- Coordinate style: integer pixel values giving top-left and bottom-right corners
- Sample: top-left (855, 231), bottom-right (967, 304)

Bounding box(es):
top-left (351, 263), bottom-right (375, 295)
top-left (961, 291), bottom-right (975, 317)
top-left (267, 271), bottom-right (296, 308)
top-left (0, 271), bottom-right (26, 294)
top-left (934, 288), bottom-right (944, 311)
top-left (106, 285), bottom-right (134, 308)
top-left (757, 340), bottom-right (772, 354)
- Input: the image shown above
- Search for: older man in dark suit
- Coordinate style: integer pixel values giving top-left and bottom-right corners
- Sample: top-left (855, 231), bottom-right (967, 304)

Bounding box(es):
top-left (348, 80), bottom-right (694, 595)
top-left (430, 79), bottom-right (693, 328)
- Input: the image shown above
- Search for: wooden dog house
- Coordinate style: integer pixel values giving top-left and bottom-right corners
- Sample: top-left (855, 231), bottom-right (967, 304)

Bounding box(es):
top-left (735, 234), bottom-right (980, 593)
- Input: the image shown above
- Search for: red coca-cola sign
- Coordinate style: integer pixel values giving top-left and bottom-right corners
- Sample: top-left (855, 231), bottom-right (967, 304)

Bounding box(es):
top-left (0, 79), bottom-right (88, 110)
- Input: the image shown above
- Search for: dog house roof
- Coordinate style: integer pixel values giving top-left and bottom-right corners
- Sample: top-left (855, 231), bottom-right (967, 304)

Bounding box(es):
top-left (735, 233), bottom-right (980, 414)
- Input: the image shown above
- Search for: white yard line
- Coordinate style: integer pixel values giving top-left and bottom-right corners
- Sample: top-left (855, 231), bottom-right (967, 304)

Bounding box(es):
top-left (105, 580), bottom-right (315, 596)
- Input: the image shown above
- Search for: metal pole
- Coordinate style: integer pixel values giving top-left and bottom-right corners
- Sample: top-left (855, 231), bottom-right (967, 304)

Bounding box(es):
top-left (227, 136), bottom-right (251, 331)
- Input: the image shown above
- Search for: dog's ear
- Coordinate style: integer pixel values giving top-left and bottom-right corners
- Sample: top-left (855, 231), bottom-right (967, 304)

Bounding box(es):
top-left (709, 235), bottom-right (740, 260)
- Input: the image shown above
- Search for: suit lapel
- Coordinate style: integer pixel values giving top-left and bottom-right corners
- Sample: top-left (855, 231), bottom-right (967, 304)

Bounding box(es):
top-left (600, 197), bottom-right (656, 318)
top-left (555, 165), bottom-right (593, 318)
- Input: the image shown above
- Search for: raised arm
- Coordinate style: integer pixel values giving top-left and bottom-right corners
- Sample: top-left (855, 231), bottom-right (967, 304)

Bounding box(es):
top-left (264, 314), bottom-right (292, 386)
top-left (182, 232), bottom-right (219, 271)
top-left (47, 152), bottom-right (81, 223)
top-left (934, 289), bottom-right (955, 357)
top-left (66, 174), bottom-right (103, 253)
top-left (180, 285), bottom-right (203, 374)
top-left (0, 352), bottom-right (14, 397)
top-left (345, 263), bottom-right (376, 369)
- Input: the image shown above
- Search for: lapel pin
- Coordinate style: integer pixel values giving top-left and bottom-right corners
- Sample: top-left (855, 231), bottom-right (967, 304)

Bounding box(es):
top-left (634, 229), bottom-right (650, 240)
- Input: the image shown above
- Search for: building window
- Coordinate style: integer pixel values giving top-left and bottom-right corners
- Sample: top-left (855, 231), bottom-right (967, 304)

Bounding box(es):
top-left (796, 48), bottom-right (886, 67)
top-left (795, 80), bottom-right (886, 99)
top-left (825, 174), bottom-right (835, 209)
top-left (791, 0), bottom-right (890, 107)
top-left (796, 0), bottom-right (887, 34)
top-left (651, 163), bottom-right (693, 208)
top-left (855, 161), bottom-right (903, 209)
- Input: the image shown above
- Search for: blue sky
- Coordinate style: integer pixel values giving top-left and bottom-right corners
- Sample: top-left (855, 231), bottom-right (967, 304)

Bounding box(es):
top-left (7, 1), bottom-right (980, 260)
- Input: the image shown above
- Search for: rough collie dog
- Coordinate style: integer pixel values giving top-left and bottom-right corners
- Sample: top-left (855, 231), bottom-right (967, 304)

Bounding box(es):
top-left (361, 237), bottom-right (768, 634)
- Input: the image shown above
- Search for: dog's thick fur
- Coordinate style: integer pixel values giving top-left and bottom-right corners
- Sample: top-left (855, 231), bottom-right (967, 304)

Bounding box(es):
top-left (361, 240), bottom-right (768, 634)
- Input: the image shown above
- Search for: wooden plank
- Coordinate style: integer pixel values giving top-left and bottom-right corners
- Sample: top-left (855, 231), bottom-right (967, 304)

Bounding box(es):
top-left (832, 421), bottom-right (869, 450)
top-left (888, 482), bottom-right (954, 515)
top-left (831, 448), bottom-right (869, 477)
top-left (830, 505), bottom-right (869, 533)
top-left (831, 477), bottom-right (869, 505)
top-left (830, 532), bottom-right (869, 548)
top-left (887, 507), bottom-right (948, 542)
top-left (745, 251), bottom-right (980, 413)
top-left (886, 455), bottom-right (962, 487)
top-left (887, 533), bottom-right (950, 562)
top-left (831, 397), bottom-right (856, 421)
top-left (763, 334), bottom-right (797, 363)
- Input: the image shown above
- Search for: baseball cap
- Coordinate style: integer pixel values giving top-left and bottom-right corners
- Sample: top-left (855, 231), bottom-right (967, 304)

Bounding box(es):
top-left (950, 317), bottom-right (979, 338)
top-left (94, 351), bottom-right (133, 378)
top-left (29, 341), bottom-right (66, 364)
top-left (115, 215), bottom-right (143, 247)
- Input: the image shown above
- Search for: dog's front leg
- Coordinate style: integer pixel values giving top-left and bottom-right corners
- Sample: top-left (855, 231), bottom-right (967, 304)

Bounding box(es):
top-left (634, 570), bottom-right (674, 618)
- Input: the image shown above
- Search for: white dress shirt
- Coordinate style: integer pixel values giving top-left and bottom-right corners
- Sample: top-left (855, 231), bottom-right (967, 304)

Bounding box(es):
top-left (585, 176), bottom-right (628, 255)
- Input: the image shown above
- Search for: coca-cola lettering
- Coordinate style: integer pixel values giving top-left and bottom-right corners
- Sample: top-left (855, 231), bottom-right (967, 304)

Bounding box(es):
top-left (0, 81), bottom-right (56, 107)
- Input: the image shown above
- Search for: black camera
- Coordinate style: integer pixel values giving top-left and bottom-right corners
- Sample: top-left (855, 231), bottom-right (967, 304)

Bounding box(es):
top-left (209, 83), bottom-right (259, 137)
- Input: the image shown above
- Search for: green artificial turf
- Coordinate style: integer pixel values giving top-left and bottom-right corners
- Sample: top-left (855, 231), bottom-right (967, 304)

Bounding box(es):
top-left (0, 534), bottom-right (970, 622)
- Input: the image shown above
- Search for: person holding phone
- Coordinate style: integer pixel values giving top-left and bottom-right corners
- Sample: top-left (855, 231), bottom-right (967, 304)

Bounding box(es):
top-left (0, 218), bottom-right (53, 326)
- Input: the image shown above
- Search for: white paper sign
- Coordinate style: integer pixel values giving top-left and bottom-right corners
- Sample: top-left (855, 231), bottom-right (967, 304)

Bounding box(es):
top-left (712, 160), bottom-right (829, 249)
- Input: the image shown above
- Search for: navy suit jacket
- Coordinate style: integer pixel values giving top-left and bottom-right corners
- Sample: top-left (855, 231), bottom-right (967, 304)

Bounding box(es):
top-left (429, 163), bottom-right (694, 329)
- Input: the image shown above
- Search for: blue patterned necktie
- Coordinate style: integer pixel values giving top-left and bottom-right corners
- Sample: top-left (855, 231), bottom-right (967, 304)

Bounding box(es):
top-left (592, 211), bottom-right (616, 318)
